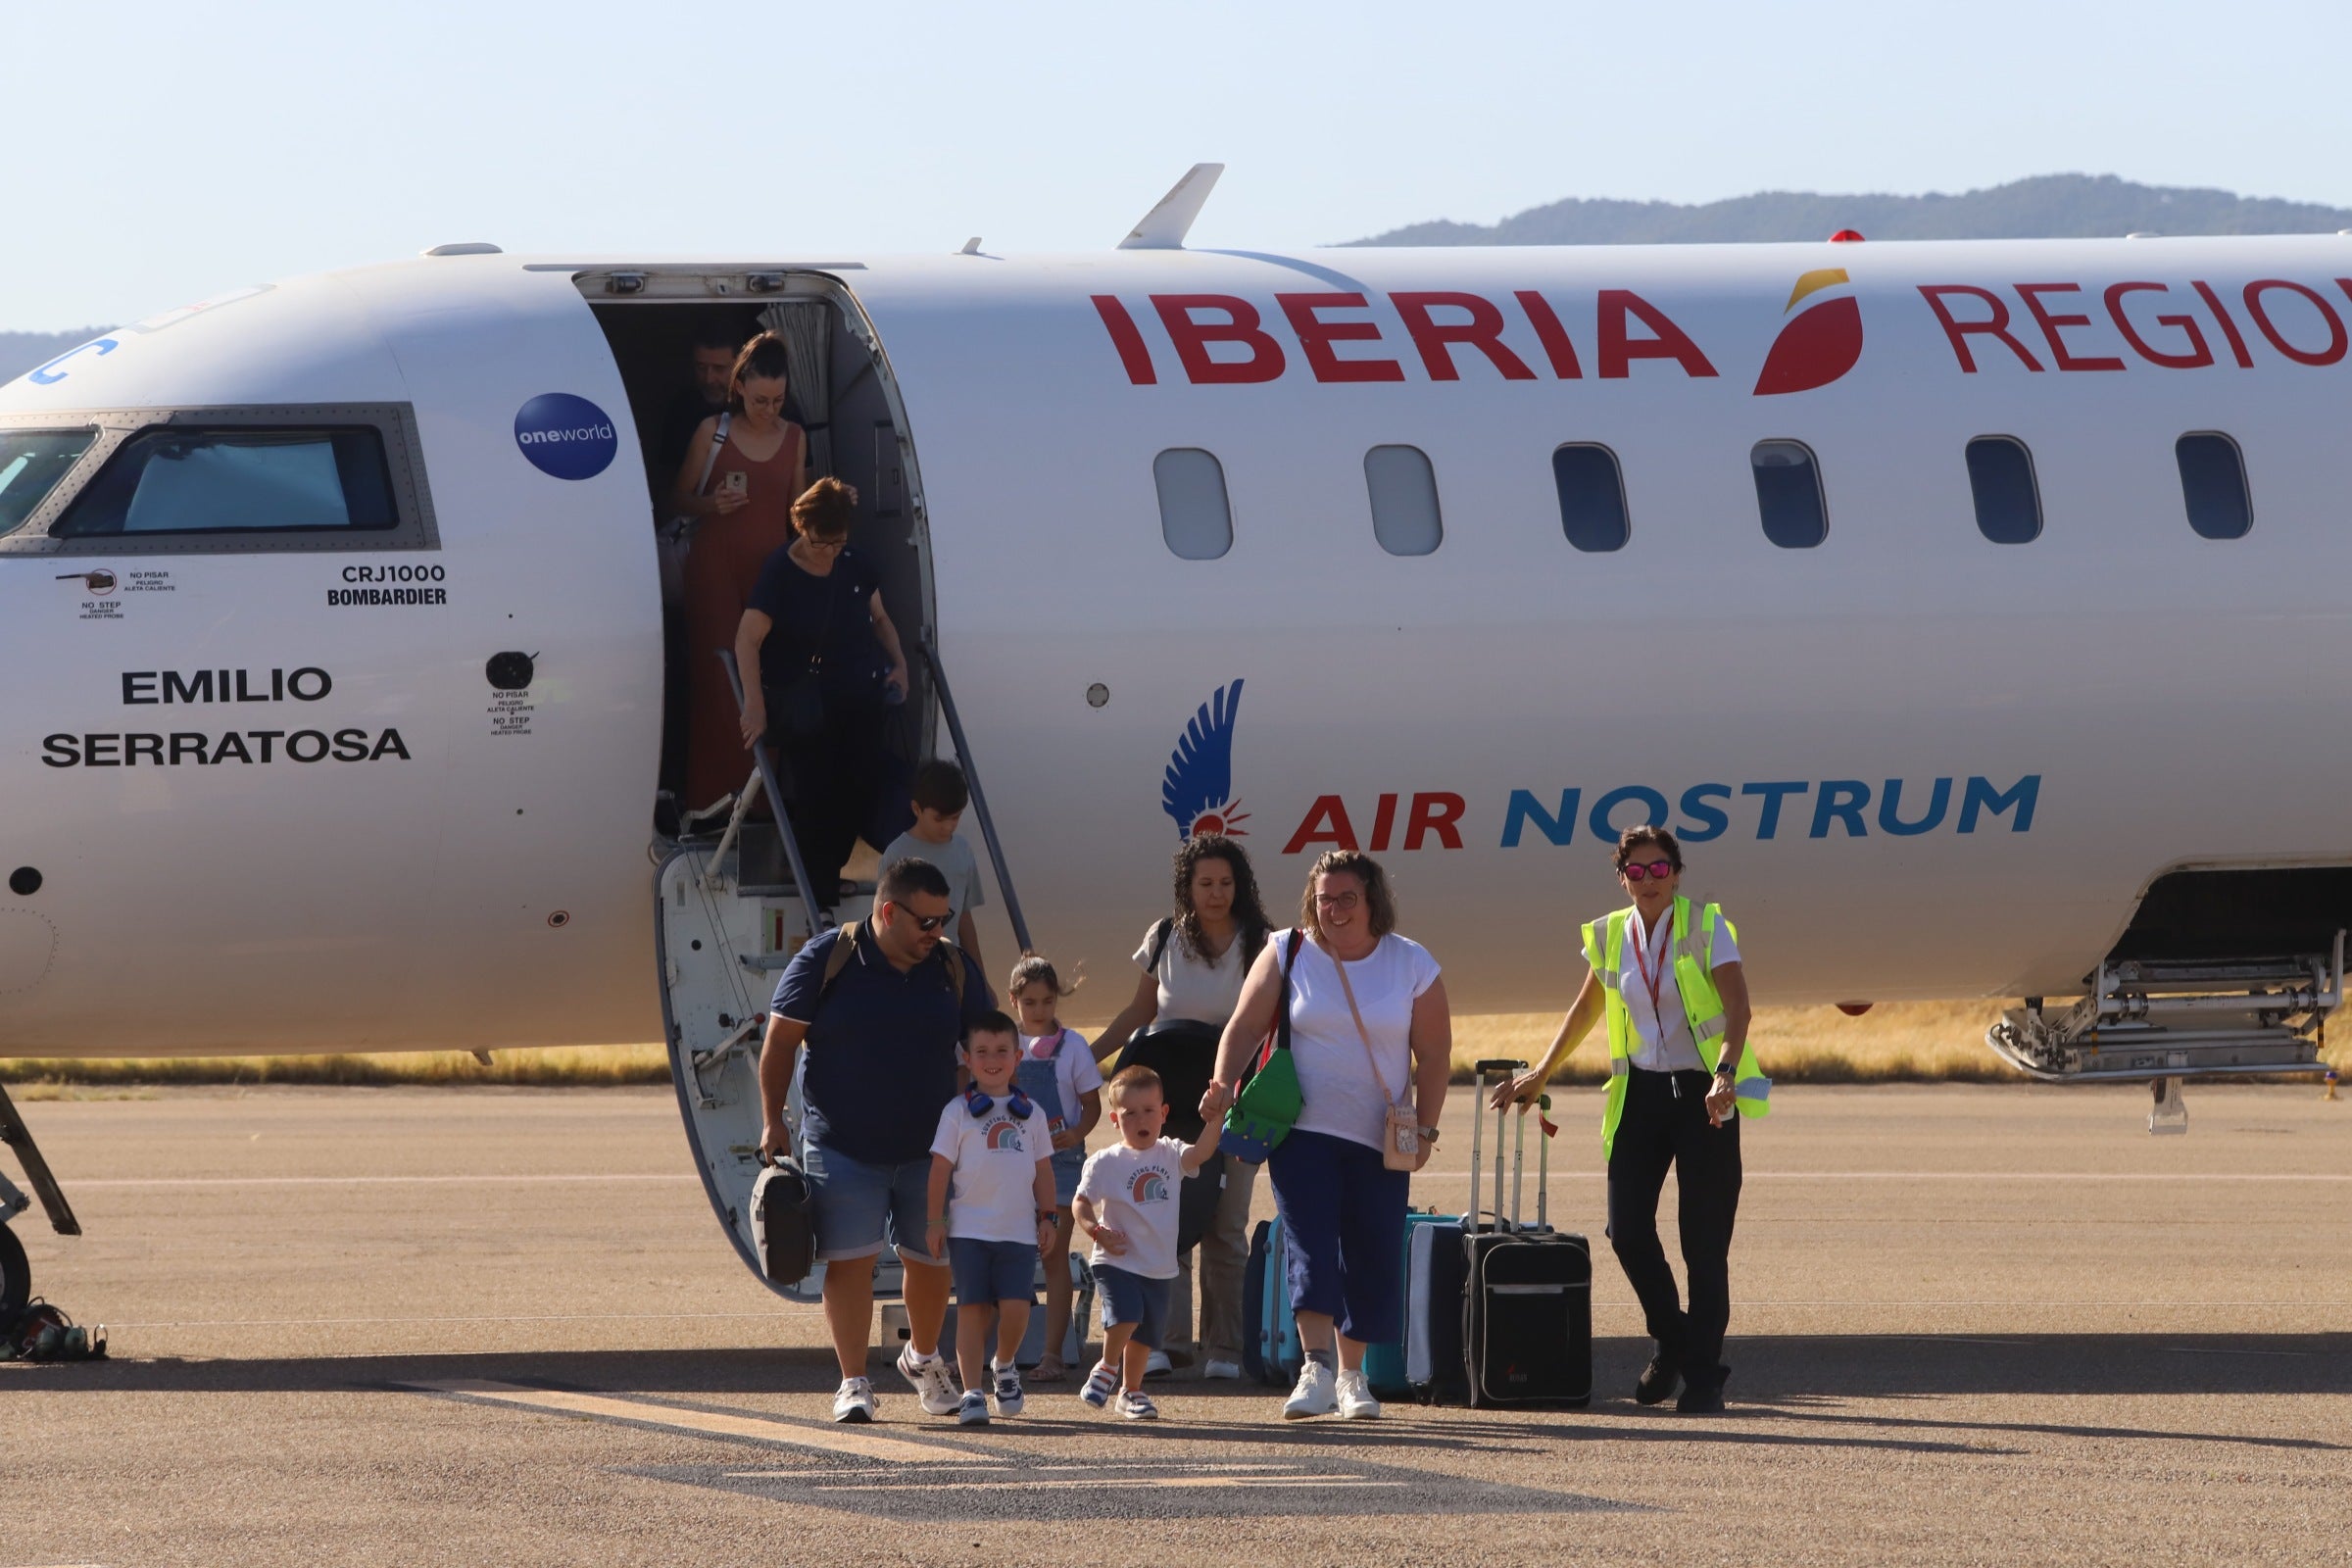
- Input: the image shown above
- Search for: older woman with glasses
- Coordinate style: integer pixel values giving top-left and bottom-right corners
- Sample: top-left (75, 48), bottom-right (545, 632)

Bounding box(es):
top-left (1207, 850), bottom-right (1449, 1421)
top-left (1494, 824), bottom-right (1765, 1414)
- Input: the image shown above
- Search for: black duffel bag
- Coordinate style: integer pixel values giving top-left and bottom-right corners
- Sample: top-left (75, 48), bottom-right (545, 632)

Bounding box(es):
top-left (753, 1152), bottom-right (816, 1285)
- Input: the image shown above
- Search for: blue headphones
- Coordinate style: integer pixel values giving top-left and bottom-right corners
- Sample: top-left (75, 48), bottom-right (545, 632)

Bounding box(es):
top-left (964, 1083), bottom-right (1035, 1119)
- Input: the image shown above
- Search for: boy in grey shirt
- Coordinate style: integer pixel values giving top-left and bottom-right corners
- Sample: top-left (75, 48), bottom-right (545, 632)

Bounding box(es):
top-left (880, 760), bottom-right (987, 983)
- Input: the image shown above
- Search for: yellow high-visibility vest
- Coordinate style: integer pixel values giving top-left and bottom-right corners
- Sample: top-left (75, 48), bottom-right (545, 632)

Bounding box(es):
top-left (1582, 894), bottom-right (1770, 1159)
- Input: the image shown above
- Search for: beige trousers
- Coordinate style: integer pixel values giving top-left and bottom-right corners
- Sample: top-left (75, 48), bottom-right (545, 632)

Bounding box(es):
top-left (1164, 1153), bottom-right (1261, 1364)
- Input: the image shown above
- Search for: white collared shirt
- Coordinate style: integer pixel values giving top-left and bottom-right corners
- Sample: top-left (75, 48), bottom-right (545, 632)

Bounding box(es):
top-left (1621, 905), bottom-right (1740, 1073)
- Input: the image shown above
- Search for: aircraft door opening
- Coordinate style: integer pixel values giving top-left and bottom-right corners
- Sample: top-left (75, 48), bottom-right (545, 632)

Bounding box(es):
top-left (582, 269), bottom-right (935, 1299)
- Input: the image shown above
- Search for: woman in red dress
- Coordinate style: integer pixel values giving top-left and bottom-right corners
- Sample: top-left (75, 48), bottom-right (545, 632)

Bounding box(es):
top-left (669, 333), bottom-right (808, 817)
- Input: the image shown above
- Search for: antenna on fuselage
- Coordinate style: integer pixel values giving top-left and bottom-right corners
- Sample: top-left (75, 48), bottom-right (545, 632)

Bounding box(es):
top-left (1118, 163), bottom-right (1225, 250)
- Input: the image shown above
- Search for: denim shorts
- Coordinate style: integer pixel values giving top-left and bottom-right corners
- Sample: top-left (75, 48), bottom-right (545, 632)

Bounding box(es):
top-left (803, 1136), bottom-right (939, 1264)
top-left (1096, 1264), bottom-right (1172, 1349)
top-left (1049, 1147), bottom-right (1084, 1206)
top-left (949, 1238), bottom-right (1036, 1306)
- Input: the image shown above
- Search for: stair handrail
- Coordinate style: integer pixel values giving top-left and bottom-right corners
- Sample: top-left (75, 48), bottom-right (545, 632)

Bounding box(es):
top-left (719, 651), bottom-right (834, 943)
top-left (914, 640), bottom-right (1033, 956)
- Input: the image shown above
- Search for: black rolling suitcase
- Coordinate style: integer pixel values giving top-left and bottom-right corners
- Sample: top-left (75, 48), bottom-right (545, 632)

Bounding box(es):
top-left (1461, 1059), bottom-right (1591, 1408)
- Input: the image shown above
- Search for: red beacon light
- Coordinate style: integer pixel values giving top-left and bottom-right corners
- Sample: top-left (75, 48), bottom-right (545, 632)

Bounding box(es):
top-left (1829, 229), bottom-right (1865, 243)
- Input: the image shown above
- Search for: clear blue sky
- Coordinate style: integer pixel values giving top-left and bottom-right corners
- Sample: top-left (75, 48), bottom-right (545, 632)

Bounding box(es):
top-left (17, 0), bottom-right (2352, 329)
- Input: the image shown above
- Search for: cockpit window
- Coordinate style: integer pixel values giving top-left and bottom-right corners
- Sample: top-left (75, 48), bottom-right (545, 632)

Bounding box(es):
top-left (53, 427), bottom-right (399, 537)
top-left (0, 428), bottom-right (99, 535)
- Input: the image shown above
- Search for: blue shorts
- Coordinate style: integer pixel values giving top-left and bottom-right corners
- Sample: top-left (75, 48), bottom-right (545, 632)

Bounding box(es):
top-left (803, 1136), bottom-right (940, 1265)
top-left (949, 1238), bottom-right (1036, 1306)
top-left (1096, 1264), bottom-right (1172, 1349)
top-left (1049, 1147), bottom-right (1084, 1206)
top-left (1266, 1127), bottom-right (1409, 1345)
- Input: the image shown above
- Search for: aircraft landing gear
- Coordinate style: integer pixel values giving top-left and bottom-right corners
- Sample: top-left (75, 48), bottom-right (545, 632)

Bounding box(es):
top-left (0, 1219), bottom-right (26, 1319)
top-left (0, 1078), bottom-right (78, 1317)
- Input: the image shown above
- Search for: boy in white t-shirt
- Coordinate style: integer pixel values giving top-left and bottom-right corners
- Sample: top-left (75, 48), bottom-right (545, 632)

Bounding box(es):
top-left (927, 1010), bottom-right (1056, 1426)
top-left (1072, 1065), bottom-right (1229, 1420)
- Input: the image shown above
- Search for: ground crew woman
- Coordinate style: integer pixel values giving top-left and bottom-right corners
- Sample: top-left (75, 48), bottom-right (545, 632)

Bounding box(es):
top-left (1494, 825), bottom-right (1766, 1413)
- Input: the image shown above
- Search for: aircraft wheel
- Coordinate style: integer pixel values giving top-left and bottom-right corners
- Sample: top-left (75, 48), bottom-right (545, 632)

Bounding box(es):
top-left (0, 1222), bottom-right (26, 1319)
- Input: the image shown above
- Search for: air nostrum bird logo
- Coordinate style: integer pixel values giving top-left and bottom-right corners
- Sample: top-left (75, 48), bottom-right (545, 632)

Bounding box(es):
top-left (1753, 268), bottom-right (1864, 396)
top-left (1161, 679), bottom-right (1249, 840)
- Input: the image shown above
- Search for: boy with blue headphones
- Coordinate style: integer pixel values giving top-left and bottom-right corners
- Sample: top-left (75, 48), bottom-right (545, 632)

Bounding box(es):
top-left (927, 1008), bottom-right (1058, 1425)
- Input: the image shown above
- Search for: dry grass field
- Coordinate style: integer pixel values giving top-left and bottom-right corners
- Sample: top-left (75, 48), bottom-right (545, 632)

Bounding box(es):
top-left (8, 1000), bottom-right (2343, 1095)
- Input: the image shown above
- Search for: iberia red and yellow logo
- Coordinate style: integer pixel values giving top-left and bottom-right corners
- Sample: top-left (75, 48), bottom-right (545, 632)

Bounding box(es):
top-left (1753, 269), bottom-right (1864, 395)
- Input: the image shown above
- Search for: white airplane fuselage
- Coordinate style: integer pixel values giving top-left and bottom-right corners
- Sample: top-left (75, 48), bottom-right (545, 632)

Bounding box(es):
top-left (3, 235), bottom-right (2347, 1058)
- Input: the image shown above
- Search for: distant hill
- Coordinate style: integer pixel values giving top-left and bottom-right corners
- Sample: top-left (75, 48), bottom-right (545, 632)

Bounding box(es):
top-left (1349, 174), bottom-right (2352, 247)
top-left (1, 327), bottom-right (114, 386)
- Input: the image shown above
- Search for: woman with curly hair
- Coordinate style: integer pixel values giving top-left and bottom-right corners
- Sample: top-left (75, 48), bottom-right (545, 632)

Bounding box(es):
top-left (1095, 834), bottom-right (1274, 1379)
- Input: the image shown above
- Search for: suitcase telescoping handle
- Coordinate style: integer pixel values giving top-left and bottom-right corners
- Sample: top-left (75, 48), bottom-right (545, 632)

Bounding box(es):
top-left (1535, 1094), bottom-right (1552, 1229)
top-left (1510, 1086), bottom-right (1526, 1230)
top-left (1470, 1059), bottom-right (1526, 1234)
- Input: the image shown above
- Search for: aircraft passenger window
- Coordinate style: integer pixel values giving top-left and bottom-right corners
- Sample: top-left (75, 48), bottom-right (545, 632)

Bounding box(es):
top-left (1552, 443), bottom-right (1629, 552)
top-left (1153, 447), bottom-right (1233, 561)
top-left (1965, 435), bottom-right (2041, 544)
top-left (0, 427), bottom-right (98, 536)
top-left (1750, 440), bottom-right (1827, 549)
top-left (1363, 444), bottom-right (1443, 556)
top-left (2176, 432), bottom-right (2252, 540)
top-left (54, 427), bottom-right (399, 538)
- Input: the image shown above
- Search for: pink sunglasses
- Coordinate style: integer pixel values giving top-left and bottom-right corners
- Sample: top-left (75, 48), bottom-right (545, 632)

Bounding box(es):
top-left (1621, 859), bottom-right (1675, 882)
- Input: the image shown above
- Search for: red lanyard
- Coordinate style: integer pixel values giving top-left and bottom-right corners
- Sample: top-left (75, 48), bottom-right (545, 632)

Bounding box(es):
top-left (1629, 909), bottom-right (1672, 1024)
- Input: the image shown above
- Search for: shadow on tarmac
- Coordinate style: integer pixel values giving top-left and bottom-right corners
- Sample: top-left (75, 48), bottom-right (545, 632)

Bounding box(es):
top-left (15, 1332), bottom-right (2343, 1410)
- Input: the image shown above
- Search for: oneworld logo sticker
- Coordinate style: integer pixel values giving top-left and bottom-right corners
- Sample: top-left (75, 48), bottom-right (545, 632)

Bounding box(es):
top-left (1753, 268), bottom-right (1864, 395)
top-left (513, 393), bottom-right (617, 480)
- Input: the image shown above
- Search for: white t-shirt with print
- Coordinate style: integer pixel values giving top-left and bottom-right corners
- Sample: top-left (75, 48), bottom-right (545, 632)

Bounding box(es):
top-left (1074, 1136), bottom-right (1190, 1280)
top-left (1283, 930), bottom-right (1442, 1152)
top-left (1617, 906), bottom-right (1742, 1073)
top-left (1133, 920), bottom-right (1250, 1027)
top-left (928, 1098), bottom-right (1051, 1245)
top-left (1020, 1028), bottom-right (1104, 1134)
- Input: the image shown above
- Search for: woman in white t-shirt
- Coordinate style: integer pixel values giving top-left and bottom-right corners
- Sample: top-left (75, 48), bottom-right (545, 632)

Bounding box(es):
top-left (1093, 834), bottom-right (1274, 1381)
top-left (1208, 851), bottom-right (1450, 1422)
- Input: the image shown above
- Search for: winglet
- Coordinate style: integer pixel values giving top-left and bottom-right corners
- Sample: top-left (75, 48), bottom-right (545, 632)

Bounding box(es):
top-left (1118, 164), bottom-right (1225, 251)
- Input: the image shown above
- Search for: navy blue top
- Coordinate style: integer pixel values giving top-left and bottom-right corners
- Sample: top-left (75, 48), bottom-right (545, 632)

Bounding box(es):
top-left (772, 924), bottom-right (992, 1165)
top-left (747, 545), bottom-right (885, 700)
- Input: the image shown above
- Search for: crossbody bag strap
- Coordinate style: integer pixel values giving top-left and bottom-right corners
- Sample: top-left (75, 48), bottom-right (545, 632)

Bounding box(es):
top-left (695, 412), bottom-right (731, 496)
top-left (1322, 936), bottom-right (1403, 1108)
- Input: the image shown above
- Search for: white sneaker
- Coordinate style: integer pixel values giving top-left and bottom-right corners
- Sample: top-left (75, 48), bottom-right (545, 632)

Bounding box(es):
top-left (1201, 1358), bottom-right (1244, 1381)
top-left (896, 1344), bottom-right (960, 1417)
top-left (990, 1359), bottom-right (1024, 1418)
top-left (1115, 1389), bottom-right (1161, 1421)
top-left (956, 1389), bottom-right (991, 1426)
top-left (1335, 1367), bottom-right (1382, 1420)
top-left (832, 1377), bottom-right (877, 1423)
top-left (1283, 1359), bottom-right (1338, 1419)
top-left (1144, 1349), bottom-right (1173, 1379)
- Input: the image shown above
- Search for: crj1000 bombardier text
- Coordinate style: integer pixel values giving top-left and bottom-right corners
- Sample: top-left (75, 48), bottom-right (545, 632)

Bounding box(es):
top-left (2, 169), bottom-right (2345, 1307)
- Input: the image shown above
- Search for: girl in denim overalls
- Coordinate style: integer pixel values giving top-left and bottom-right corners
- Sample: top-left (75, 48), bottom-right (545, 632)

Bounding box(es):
top-left (1009, 955), bottom-right (1103, 1381)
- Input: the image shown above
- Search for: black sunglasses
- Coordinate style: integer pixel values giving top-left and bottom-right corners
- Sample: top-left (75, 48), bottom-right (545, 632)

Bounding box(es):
top-left (883, 901), bottom-right (950, 933)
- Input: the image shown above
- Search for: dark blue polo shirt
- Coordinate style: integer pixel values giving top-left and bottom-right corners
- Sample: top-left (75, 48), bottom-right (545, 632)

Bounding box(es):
top-left (772, 924), bottom-right (990, 1165)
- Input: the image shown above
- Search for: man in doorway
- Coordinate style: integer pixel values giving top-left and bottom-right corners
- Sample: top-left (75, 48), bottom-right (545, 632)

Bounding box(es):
top-left (760, 858), bottom-right (992, 1422)
top-left (657, 324), bottom-right (747, 481)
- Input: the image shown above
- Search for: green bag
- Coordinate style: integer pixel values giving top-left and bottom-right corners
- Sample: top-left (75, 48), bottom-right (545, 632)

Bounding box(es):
top-left (1223, 930), bottom-right (1304, 1163)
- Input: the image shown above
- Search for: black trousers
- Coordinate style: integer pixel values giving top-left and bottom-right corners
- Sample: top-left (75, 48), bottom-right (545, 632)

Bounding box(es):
top-left (768, 695), bottom-right (886, 901)
top-left (1605, 1066), bottom-right (1742, 1380)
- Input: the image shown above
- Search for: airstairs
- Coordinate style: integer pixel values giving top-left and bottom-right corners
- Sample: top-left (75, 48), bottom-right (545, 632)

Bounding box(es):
top-left (1986, 933), bottom-right (2342, 1132)
top-left (655, 647), bottom-right (1028, 1298)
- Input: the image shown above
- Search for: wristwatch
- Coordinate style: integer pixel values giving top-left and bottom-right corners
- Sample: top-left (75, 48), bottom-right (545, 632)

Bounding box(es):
top-left (1418, 1124), bottom-right (1442, 1145)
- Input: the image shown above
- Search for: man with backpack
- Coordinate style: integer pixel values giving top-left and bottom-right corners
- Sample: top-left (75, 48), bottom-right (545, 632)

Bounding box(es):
top-left (760, 858), bottom-right (993, 1422)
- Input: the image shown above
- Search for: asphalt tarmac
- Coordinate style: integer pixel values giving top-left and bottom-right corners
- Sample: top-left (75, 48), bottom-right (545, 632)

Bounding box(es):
top-left (5, 1081), bottom-right (2349, 1566)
